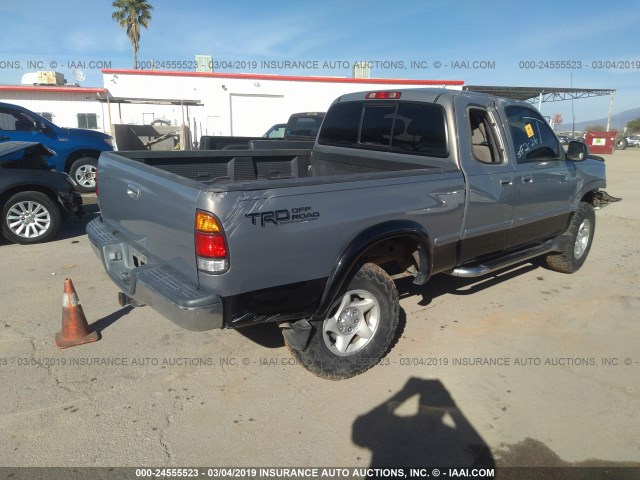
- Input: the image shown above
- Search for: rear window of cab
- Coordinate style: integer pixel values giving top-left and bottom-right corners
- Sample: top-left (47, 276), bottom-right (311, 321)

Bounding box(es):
top-left (318, 101), bottom-right (448, 158)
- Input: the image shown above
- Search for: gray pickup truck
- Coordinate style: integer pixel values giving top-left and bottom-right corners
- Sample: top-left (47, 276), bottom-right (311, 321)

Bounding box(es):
top-left (88, 88), bottom-right (614, 379)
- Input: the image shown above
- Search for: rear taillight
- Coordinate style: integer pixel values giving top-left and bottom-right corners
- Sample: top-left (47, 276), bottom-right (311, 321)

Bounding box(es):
top-left (195, 211), bottom-right (228, 273)
top-left (195, 233), bottom-right (227, 257)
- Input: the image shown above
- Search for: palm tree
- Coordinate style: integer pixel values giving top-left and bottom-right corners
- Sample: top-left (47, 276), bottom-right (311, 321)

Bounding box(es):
top-left (112, 0), bottom-right (153, 69)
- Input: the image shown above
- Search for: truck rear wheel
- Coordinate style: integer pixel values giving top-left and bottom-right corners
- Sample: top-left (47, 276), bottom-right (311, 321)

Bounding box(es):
top-left (287, 263), bottom-right (399, 380)
top-left (545, 202), bottom-right (595, 274)
top-left (69, 157), bottom-right (97, 193)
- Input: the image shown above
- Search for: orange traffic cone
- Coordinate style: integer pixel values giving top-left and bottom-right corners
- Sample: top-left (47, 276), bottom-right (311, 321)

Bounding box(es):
top-left (54, 278), bottom-right (100, 349)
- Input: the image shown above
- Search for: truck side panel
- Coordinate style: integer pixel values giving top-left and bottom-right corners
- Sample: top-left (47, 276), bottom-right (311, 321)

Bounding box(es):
top-left (196, 171), bottom-right (465, 326)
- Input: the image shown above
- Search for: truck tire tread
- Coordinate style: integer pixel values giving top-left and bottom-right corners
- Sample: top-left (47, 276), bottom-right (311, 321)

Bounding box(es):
top-left (287, 263), bottom-right (399, 380)
top-left (545, 202), bottom-right (595, 274)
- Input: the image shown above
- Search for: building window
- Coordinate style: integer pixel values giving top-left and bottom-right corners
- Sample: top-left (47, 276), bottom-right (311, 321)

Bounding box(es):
top-left (77, 113), bottom-right (98, 129)
top-left (39, 112), bottom-right (54, 122)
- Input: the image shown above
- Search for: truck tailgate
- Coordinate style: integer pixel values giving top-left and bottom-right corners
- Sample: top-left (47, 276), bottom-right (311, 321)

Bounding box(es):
top-left (96, 152), bottom-right (201, 285)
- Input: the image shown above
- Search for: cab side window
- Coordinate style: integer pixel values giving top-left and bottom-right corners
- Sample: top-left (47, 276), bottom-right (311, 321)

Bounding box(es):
top-left (506, 106), bottom-right (560, 162)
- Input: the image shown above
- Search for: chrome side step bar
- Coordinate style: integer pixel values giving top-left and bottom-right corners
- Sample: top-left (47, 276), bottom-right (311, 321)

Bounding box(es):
top-left (449, 239), bottom-right (564, 278)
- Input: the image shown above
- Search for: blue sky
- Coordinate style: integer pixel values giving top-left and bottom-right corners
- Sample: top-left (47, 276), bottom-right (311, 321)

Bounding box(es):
top-left (1, 0), bottom-right (639, 124)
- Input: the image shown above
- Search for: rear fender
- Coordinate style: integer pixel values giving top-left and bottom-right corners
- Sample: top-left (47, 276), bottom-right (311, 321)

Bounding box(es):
top-left (310, 220), bottom-right (432, 321)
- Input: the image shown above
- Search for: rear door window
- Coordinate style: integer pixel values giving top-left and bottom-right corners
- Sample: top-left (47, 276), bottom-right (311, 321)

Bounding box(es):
top-left (468, 108), bottom-right (503, 164)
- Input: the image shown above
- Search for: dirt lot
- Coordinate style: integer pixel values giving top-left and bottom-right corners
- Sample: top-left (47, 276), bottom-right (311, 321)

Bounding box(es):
top-left (1, 149), bottom-right (639, 472)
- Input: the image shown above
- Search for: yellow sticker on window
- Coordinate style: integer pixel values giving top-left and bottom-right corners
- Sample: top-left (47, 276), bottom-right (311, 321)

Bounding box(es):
top-left (525, 124), bottom-right (534, 138)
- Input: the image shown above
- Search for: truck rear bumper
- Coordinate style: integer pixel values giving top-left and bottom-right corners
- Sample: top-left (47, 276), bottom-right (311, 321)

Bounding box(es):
top-left (87, 218), bottom-right (224, 331)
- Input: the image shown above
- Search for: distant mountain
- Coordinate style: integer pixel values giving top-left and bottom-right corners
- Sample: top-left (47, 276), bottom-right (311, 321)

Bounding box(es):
top-left (558, 107), bottom-right (640, 132)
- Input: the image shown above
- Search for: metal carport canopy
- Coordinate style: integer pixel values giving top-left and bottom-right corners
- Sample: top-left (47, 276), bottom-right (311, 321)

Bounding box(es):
top-left (463, 85), bottom-right (615, 102)
top-left (463, 85), bottom-right (617, 131)
top-left (94, 94), bottom-right (204, 130)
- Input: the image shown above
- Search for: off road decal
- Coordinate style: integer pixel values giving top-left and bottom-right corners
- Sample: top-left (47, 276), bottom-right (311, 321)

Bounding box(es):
top-left (246, 206), bottom-right (320, 227)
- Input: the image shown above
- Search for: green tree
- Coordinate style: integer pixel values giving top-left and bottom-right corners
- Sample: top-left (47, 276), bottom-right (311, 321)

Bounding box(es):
top-left (584, 124), bottom-right (607, 132)
top-left (112, 0), bottom-right (153, 69)
top-left (626, 118), bottom-right (640, 133)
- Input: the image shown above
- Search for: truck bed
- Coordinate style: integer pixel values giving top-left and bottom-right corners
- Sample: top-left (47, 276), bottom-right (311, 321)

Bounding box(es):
top-left (108, 147), bottom-right (454, 192)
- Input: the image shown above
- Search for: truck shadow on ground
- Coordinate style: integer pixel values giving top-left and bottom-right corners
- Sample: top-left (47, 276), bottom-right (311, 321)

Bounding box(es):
top-left (236, 306), bottom-right (409, 351)
top-left (237, 264), bottom-right (539, 349)
top-left (235, 322), bottom-right (286, 349)
top-left (353, 377), bottom-right (495, 471)
top-left (54, 203), bottom-right (100, 241)
top-left (395, 263), bottom-right (539, 306)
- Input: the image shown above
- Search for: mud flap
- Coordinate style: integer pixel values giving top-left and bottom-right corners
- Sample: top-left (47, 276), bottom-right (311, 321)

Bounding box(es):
top-left (593, 190), bottom-right (622, 208)
top-left (280, 319), bottom-right (314, 351)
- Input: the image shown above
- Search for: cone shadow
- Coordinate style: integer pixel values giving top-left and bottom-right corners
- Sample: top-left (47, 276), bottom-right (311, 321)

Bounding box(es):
top-left (89, 306), bottom-right (134, 334)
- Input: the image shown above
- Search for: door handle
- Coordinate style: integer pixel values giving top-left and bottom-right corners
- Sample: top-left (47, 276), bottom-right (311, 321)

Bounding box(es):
top-left (522, 176), bottom-right (533, 184)
top-left (126, 183), bottom-right (140, 200)
top-left (0, 135), bottom-right (9, 141)
top-left (500, 178), bottom-right (513, 186)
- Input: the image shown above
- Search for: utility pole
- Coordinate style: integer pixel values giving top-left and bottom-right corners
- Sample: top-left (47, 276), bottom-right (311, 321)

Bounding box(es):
top-left (570, 72), bottom-right (576, 136)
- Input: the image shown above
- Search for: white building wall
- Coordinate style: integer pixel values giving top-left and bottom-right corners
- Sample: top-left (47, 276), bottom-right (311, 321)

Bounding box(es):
top-left (102, 71), bottom-right (463, 138)
top-left (0, 91), bottom-right (106, 132)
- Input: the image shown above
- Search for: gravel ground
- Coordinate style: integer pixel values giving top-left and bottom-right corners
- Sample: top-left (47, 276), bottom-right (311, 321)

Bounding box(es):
top-left (0, 149), bottom-right (639, 473)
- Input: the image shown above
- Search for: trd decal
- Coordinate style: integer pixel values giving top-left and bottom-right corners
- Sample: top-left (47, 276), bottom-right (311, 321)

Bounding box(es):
top-left (246, 206), bottom-right (320, 227)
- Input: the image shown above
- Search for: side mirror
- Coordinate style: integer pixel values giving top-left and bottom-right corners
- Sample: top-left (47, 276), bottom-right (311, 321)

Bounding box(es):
top-left (566, 140), bottom-right (589, 161)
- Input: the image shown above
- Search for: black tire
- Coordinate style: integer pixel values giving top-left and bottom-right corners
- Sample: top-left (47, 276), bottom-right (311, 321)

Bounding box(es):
top-left (2, 191), bottom-right (62, 244)
top-left (545, 202), bottom-right (595, 274)
top-left (287, 263), bottom-right (399, 380)
top-left (616, 138), bottom-right (627, 150)
top-left (69, 157), bottom-right (97, 193)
